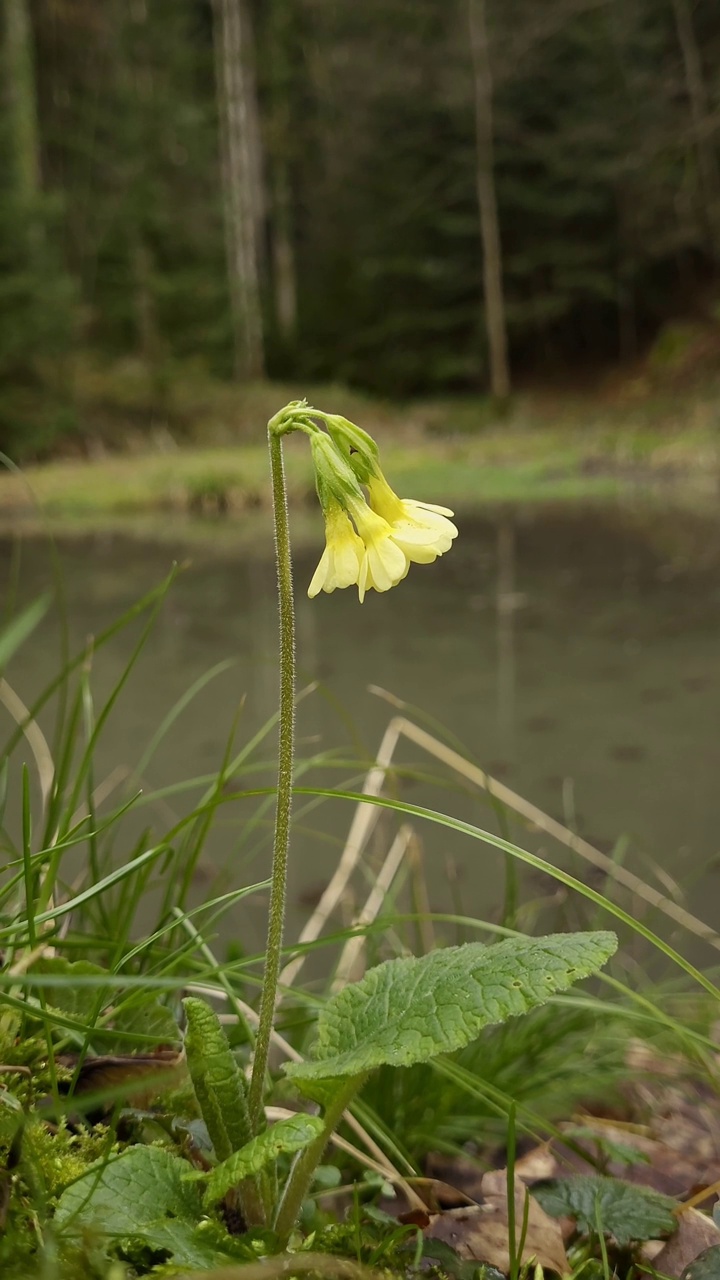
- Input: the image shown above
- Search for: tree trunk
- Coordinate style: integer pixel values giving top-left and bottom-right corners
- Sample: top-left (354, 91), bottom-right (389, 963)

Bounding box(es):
top-left (272, 163), bottom-right (297, 347)
top-left (468, 0), bottom-right (510, 400)
top-left (671, 0), bottom-right (720, 252)
top-left (126, 0), bottom-right (163, 370)
top-left (213, 0), bottom-right (265, 379)
top-left (266, 0), bottom-right (298, 351)
top-left (5, 0), bottom-right (41, 202)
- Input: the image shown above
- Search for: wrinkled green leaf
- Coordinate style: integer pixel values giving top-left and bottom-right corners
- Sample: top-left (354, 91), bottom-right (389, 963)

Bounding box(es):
top-left (285, 932), bottom-right (617, 1082)
top-left (55, 1145), bottom-right (245, 1268)
top-left (533, 1174), bottom-right (677, 1246)
top-left (94, 996), bottom-right (180, 1052)
top-left (29, 958), bottom-right (110, 1021)
top-left (182, 997), bottom-right (252, 1161)
top-left (200, 1114), bottom-right (325, 1207)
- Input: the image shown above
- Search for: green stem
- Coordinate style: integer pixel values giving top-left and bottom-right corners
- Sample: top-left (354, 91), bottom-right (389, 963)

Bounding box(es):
top-left (248, 427), bottom-right (296, 1131)
top-left (274, 1075), bottom-right (366, 1243)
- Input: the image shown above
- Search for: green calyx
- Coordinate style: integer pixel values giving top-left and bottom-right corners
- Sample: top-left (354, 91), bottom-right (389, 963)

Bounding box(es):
top-left (323, 414), bottom-right (380, 485)
top-left (310, 430), bottom-right (366, 514)
top-left (268, 400), bottom-right (318, 438)
top-left (267, 404), bottom-right (382, 494)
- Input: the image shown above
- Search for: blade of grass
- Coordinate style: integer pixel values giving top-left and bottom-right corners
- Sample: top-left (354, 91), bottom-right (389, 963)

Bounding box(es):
top-left (0, 454), bottom-right (73, 772)
top-left (0, 792), bottom-right (143, 918)
top-left (0, 754), bottom-right (8, 828)
top-left (0, 678), bottom-right (55, 812)
top-left (110, 828), bottom-right (159, 949)
top-left (506, 1102), bottom-right (519, 1280)
top-left (133, 657), bottom-right (236, 781)
top-left (171, 906), bottom-right (255, 1040)
top-left (0, 596), bottom-right (50, 672)
top-left (21, 766), bottom-right (37, 950)
top-left (19, 763), bottom-right (60, 1105)
top-left (288, 787), bottom-right (720, 1000)
top-left (118, 879), bottom-right (270, 970)
top-left (171, 701), bottom-right (247, 919)
top-left (80, 668), bottom-right (110, 937)
top-left (168, 782), bottom-right (720, 999)
top-left (1, 568), bottom-right (181, 762)
top-left (59, 585), bottom-right (177, 838)
top-left (41, 665), bottom-right (86, 854)
top-left (379, 716), bottom-right (720, 954)
top-left (595, 1195), bottom-right (611, 1280)
top-left (0, 842), bottom-right (169, 940)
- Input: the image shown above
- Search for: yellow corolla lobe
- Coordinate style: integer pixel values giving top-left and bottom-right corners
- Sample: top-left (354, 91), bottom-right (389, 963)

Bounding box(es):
top-left (307, 505), bottom-right (365, 597)
top-left (365, 475), bottom-right (458, 564)
top-left (346, 499), bottom-right (410, 602)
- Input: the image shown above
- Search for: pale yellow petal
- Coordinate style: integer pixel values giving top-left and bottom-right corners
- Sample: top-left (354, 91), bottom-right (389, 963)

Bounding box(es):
top-left (309, 505), bottom-right (366, 598)
top-left (403, 499), bottom-right (455, 518)
top-left (399, 503), bottom-right (458, 540)
top-left (365, 474), bottom-right (405, 524)
top-left (365, 536), bottom-right (408, 591)
top-left (308, 547), bottom-right (333, 597)
top-left (391, 538), bottom-right (440, 565)
top-left (332, 538), bottom-right (363, 588)
top-left (357, 553), bottom-right (369, 603)
top-left (389, 523), bottom-right (446, 546)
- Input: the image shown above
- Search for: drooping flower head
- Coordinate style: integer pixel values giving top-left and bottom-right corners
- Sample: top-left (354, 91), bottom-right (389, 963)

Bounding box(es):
top-left (323, 414), bottom-right (458, 567)
top-left (308, 431), bottom-right (410, 601)
top-left (298, 407), bottom-right (457, 602)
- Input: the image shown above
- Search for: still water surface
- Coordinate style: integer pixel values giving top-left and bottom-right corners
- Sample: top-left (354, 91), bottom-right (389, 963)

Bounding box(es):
top-left (3, 499), bottom-right (720, 959)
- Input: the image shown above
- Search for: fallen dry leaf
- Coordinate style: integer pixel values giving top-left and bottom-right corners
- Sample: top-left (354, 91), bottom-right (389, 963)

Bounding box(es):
top-left (425, 1169), bottom-right (568, 1275)
top-left (517, 1110), bottom-right (719, 1200)
top-left (515, 1144), bottom-right (559, 1181)
top-left (645, 1209), bottom-right (720, 1280)
top-left (424, 1151), bottom-right (485, 1201)
top-left (54, 1048), bottom-right (186, 1111)
top-left (405, 1177), bottom-right (478, 1211)
top-left (624, 1045), bottom-right (720, 1191)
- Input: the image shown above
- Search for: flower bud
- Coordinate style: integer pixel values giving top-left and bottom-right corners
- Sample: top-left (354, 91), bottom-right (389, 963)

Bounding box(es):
top-left (323, 415), bottom-right (380, 486)
top-left (309, 430), bottom-right (366, 515)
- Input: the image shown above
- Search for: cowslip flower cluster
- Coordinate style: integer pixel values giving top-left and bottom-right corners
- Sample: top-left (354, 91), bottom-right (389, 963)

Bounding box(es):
top-left (306, 412), bottom-right (457, 602)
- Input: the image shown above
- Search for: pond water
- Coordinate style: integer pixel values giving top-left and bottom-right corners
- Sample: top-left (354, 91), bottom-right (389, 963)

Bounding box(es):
top-left (3, 499), bottom-right (720, 965)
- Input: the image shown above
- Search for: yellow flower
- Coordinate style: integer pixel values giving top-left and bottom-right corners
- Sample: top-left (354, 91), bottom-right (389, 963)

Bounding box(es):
top-left (306, 419), bottom-right (457, 602)
top-left (308, 504), bottom-right (365, 598)
top-left (365, 473), bottom-right (458, 564)
top-left (346, 497), bottom-right (410, 602)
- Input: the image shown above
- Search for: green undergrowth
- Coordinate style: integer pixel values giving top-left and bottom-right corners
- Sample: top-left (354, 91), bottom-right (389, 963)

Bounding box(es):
top-left (0, 575), bottom-right (718, 1278)
top-left (2, 356), bottom-right (720, 527)
top-left (1, 431), bottom-right (717, 534)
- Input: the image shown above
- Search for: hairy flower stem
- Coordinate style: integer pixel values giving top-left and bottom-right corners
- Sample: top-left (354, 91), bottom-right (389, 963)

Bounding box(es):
top-left (248, 426), bottom-right (296, 1132)
top-left (274, 1075), bottom-right (366, 1243)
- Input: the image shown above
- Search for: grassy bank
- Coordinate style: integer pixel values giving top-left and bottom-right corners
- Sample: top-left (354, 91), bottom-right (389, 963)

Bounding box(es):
top-left (2, 362), bottom-right (719, 531)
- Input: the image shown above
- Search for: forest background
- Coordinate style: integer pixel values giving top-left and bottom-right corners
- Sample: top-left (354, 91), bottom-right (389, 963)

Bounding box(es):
top-left (2, 0), bottom-right (720, 464)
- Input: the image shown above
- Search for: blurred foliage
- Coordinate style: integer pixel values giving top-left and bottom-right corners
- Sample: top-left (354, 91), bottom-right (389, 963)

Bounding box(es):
top-left (1, 0), bottom-right (719, 456)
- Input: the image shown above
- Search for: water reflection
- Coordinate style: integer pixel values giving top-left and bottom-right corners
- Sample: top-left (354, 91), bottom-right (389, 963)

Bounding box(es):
top-left (2, 500), bottom-right (720, 955)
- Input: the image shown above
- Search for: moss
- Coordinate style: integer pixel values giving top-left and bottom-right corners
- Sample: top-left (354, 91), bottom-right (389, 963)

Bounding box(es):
top-left (20, 1118), bottom-right (113, 1201)
top-left (0, 1097), bottom-right (118, 1278)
